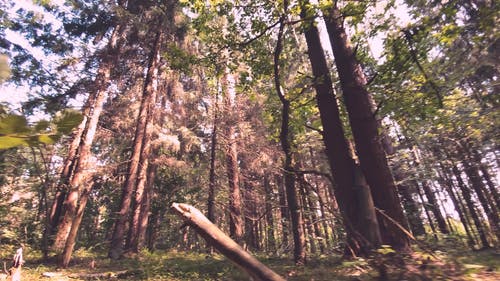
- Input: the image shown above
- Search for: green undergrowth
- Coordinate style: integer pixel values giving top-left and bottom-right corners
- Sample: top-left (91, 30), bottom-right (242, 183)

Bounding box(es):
top-left (3, 245), bottom-right (499, 280)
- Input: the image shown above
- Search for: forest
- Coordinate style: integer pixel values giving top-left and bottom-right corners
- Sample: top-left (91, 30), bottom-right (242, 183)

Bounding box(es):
top-left (0, 0), bottom-right (498, 280)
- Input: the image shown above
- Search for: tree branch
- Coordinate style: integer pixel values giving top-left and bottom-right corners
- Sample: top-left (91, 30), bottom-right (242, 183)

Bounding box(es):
top-left (171, 203), bottom-right (285, 281)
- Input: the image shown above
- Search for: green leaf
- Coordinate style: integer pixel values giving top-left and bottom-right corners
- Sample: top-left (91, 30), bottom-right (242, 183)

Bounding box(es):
top-left (34, 120), bottom-right (51, 132)
top-left (0, 136), bottom-right (28, 149)
top-left (38, 134), bottom-right (57, 144)
top-left (54, 110), bottom-right (83, 134)
top-left (0, 115), bottom-right (29, 134)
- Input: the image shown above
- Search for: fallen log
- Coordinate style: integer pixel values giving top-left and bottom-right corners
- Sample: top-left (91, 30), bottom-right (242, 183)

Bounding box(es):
top-left (171, 203), bottom-right (286, 281)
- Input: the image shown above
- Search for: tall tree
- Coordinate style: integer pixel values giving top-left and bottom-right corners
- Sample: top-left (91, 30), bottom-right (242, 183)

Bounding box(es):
top-left (273, 3), bottom-right (306, 263)
top-left (55, 4), bottom-right (128, 265)
top-left (299, 0), bottom-right (382, 256)
top-left (322, 2), bottom-right (411, 251)
top-left (221, 67), bottom-right (244, 244)
top-left (109, 16), bottom-right (164, 258)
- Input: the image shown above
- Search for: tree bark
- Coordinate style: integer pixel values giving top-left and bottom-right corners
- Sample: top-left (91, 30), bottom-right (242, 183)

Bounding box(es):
top-left (322, 2), bottom-right (410, 252)
top-left (126, 62), bottom-right (159, 252)
top-left (273, 13), bottom-right (306, 263)
top-left (263, 175), bottom-right (276, 252)
top-left (221, 69), bottom-right (244, 244)
top-left (414, 181), bottom-right (438, 239)
top-left (49, 105), bottom-right (89, 235)
top-left (54, 39), bottom-right (114, 259)
top-left (51, 94), bottom-right (96, 252)
top-left (472, 150), bottom-right (500, 210)
top-left (299, 1), bottom-right (381, 256)
top-left (392, 159), bottom-right (425, 237)
top-left (276, 175), bottom-right (290, 249)
top-left (308, 148), bottom-right (333, 248)
top-left (60, 181), bottom-right (92, 267)
top-left (171, 203), bottom-right (286, 281)
top-left (207, 91), bottom-right (219, 224)
top-left (452, 165), bottom-right (491, 248)
top-left (109, 29), bottom-right (162, 259)
top-left (301, 178), bottom-right (326, 253)
top-left (397, 181), bottom-right (426, 237)
top-left (137, 163), bottom-right (155, 250)
top-left (437, 163), bottom-right (476, 246)
top-left (421, 181), bottom-right (449, 234)
top-left (461, 157), bottom-right (500, 242)
top-left (298, 177), bottom-right (316, 254)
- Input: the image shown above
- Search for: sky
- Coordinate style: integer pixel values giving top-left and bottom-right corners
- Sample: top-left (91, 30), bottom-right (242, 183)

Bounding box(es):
top-left (0, 0), bottom-right (80, 112)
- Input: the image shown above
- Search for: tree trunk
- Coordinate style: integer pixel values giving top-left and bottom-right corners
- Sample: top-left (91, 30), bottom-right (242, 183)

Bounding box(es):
top-left (397, 181), bottom-right (426, 237)
top-left (8, 247), bottom-right (23, 281)
top-left (452, 165), bottom-right (491, 248)
top-left (421, 181), bottom-right (449, 234)
top-left (273, 16), bottom-right (306, 263)
top-left (472, 150), bottom-right (500, 210)
top-left (51, 96), bottom-right (95, 252)
top-left (137, 164), bottom-right (155, 250)
top-left (302, 179), bottom-right (326, 253)
top-left (171, 203), bottom-right (286, 281)
top-left (147, 203), bottom-right (163, 251)
top-left (299, 2), bottom-right (381, 256)
top-left (414, 181), bottom-right (438, 239)
top-left (109, 29), bottom-right (162, 259)
top-left (316, 184), bottom-right (333, 248)
top-left (436, 164), bottom-right (476, 246)
top-left (308, 148), bottom-right (333, 248)
top-left (453, 181), bottom-right (479, 246)
top-left (126, 63), bottom-right (159, 252)
top-left (207, 91), bottom-right (219, 224)
top-left (244, 182), bottom-right (259, 251)
top-left (49, 109), bottom-right (87, 236)
top-left (298, 177), bottom-right (316, 254)
top-left (461, 157), bottom-right (500, 242)
top-left (460, 143), bottom-right (499, 243)
top-left (60, 181), bottom-right (92, 267)
top-left (263, 175), bottom-right (276, 252)
top-left (221, 69), bottom-right (244, 244)
top-left (322, 3), bottom-right (411, 252)
top-left (53, 43), bottom-right (113, 258)
top-left (276, 175), bottom-right (290, 250)
top-left (282, 119), bottom-right (306, 264)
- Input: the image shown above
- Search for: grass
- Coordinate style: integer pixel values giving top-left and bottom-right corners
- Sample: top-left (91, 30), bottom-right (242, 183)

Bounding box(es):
top-left (3, 245), bottom-right (499, 280)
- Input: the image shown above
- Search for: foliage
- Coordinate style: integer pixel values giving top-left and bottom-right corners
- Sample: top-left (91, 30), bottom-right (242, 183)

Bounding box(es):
top-left (0, 0), bottom-right (498, 278)
top-left (7, 247), bottom-right (499, 280)
top-left (0, 109), bottom-right (82, 149)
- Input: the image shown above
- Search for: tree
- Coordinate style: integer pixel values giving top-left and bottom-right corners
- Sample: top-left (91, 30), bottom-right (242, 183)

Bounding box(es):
top-left (321, 1), bottom-right (411, 251)
top-left (221, 67), bottom-right (244, 244)
top-left (273, 2), bottom-right (306, 263)
top-left (299, 0), bottom-right (382, 256)
top-left (109, 19), bottom-right (164, 259)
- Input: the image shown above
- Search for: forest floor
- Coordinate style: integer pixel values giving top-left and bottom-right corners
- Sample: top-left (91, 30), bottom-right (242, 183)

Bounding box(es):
top-left (4, 244), bottom-right (499, 281)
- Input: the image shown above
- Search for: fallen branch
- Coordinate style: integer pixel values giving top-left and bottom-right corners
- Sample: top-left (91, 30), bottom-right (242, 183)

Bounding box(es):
top-left (41, 269), bottom-right (143, 280)
top-left (4, 247), bottom-right (23, 281)
top-left (171, 203), bottom-right (285, 281)
top-left (68, 270), bottom-right (137, 279)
